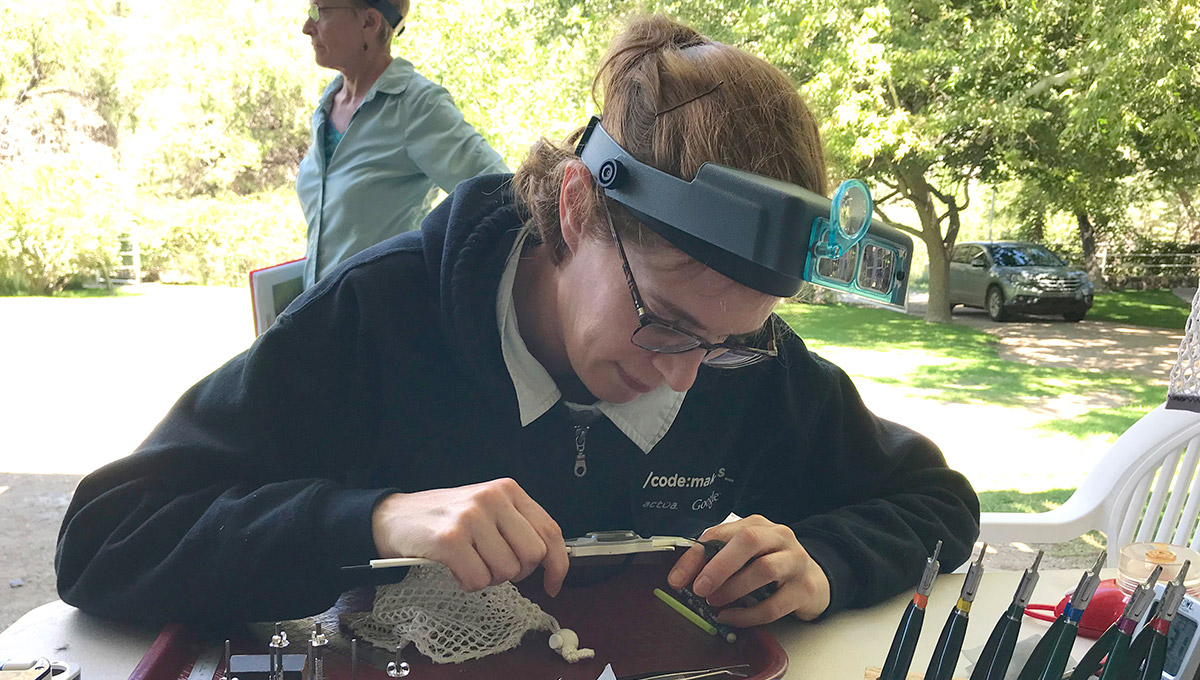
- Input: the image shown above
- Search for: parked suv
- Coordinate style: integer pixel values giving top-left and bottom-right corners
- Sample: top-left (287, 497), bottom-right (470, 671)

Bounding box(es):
top-left (948, 241), bottom-right (1094, 321)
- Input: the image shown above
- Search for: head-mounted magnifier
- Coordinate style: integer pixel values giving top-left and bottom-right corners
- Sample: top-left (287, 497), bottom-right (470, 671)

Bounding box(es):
top-left (574, 116), bottom-right (912, 309)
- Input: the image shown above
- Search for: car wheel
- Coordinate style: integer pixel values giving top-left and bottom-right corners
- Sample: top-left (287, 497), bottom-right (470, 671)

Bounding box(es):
top-left (1064, 311), bottom-right (1086, 322)
top-left (986, 286), bottom-right (1009, 321)
top-left (949, 302), bottom-right (957, 316)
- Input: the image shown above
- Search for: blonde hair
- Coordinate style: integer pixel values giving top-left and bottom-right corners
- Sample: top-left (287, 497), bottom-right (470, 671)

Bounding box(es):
top-left (513, 14), bottom-right (828, 264)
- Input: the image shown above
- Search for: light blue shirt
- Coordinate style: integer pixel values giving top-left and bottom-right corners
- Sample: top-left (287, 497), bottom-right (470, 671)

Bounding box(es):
top-left (297, 57), bottom-right (509, 287)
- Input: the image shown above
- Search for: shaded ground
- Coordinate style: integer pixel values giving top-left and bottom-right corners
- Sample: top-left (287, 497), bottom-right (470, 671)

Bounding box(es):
top-left (0, 286), bottom-right (1190, 629)
top-left (900, 289), bottom-right (1189, 571)
top-left (0, 474), bottom-right (77, 630)
top-left (1, 284), bottom-right (253, 630)
top-left (908, 291), bottom-right (1185, 385)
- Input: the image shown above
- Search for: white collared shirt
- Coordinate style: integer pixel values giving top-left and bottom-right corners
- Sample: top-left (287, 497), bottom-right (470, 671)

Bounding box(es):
top-left (495, 229), bottom-right (685, 453)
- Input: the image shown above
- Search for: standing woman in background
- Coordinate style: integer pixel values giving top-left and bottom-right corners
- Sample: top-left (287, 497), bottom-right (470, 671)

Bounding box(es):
top-left (298, 0), bottom-right (510, 287)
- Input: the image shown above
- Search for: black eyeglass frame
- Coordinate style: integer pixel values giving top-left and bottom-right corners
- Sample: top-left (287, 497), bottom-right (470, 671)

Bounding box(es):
top-left (604, 204), bottom-right (778, 369)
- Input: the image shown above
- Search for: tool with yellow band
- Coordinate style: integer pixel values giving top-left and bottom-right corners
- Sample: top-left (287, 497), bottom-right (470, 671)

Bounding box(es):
top-left (924, 544), bottom-right (987, 680)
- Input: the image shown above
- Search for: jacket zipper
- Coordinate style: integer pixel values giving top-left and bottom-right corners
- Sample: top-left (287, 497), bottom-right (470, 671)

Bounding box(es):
top-left (573, 424), bottom-right (589, 478)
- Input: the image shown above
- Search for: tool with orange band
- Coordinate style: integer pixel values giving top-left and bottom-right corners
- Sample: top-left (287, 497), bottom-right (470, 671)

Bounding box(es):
top-left (878, 540), bottom-right (942, 680)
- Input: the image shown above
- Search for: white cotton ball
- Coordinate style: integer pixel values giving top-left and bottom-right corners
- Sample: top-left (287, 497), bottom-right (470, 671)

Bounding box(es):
top-left (548, 628), bottom-right (578, 651)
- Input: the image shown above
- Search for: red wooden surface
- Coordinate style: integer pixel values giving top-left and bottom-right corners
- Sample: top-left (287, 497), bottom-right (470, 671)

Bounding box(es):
top-left (130, 554), bottom-right (787, 679)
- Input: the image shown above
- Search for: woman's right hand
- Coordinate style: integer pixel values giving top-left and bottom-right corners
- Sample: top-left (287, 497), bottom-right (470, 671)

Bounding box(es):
top-left (370, 478), bottom-right (568, 596)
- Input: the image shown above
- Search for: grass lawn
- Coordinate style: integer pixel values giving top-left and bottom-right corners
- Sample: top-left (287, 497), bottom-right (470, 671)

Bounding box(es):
top-left (1088, 289), bottom-right (1190, 329)
top-left (1, 288), bottom-right (1174, 524)
top-left (775, 301), bottom-right (1169, 517)
top-left (777, 302), bottom-right (1166, 439)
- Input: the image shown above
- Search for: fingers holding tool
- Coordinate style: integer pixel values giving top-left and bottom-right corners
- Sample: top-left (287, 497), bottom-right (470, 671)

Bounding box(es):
top-left (370, 478), bottom-right (568, 596)
top-left (666, 515), bottom-right (831, 626)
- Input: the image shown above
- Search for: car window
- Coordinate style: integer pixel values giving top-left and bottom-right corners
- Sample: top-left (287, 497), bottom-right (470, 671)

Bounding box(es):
top-left (988, 244), bottom-right (1065, 267)
top-left (951, 246), bottom-right (976, 264)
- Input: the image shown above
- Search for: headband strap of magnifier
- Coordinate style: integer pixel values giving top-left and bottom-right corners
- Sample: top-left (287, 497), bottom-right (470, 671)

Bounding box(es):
top-left (575, 117), bottom-right (830, 297)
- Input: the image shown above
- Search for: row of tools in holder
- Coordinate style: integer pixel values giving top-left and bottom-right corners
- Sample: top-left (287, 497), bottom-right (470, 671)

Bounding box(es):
top-left (878, 541), bottom-right (1191, 680)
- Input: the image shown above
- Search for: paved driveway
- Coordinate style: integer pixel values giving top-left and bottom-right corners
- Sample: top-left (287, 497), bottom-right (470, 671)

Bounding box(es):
top-left (907, 291), bottom-right (1187, 383)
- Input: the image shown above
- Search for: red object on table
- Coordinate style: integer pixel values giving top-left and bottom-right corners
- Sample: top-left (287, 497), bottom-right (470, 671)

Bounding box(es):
top-left (1024, 578), bottom-right (1129, 639)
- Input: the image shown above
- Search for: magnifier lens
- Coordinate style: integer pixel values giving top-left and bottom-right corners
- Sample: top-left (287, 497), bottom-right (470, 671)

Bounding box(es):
top-left (837, 184), bottom-right (870, 241)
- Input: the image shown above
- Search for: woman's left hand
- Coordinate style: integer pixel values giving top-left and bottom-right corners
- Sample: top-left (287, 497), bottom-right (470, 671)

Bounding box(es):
top-left (666, 515), bottom-right (830, 626)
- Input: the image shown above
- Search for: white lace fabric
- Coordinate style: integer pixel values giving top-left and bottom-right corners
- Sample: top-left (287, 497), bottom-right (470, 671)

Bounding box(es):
top-left (349, 564), bottom-right (593, 665)
top-left (1169, 288), bottom-right (1200, 412)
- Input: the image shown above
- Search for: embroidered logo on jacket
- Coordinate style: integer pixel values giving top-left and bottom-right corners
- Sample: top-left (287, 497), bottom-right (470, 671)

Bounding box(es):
top-left (641, 467), bottom-right (731, 490)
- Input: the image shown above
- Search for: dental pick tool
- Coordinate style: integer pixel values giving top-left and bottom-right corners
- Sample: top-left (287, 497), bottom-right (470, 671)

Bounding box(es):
top-left (970, 550), bottom-right (1042, 680)
top-left (879, 540), bottom-right (942, 680)
top-left (925, 543), bottom-right (986, 680)
top-left (1016, 549), bottom-right (1106, 680)
top-left (1123, 560), bottom-right (1191, 680)
top-left (1071, 564), bottom-right (1161, 680)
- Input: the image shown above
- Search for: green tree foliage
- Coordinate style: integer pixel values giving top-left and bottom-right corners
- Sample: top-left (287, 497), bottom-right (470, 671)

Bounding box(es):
top-left (118, 0), bottom-right (323, 197)
top-left (740, 0), bottom-right (1200, 320)
top-left (0, 0), bottom-right (319, 292)
top-left (0, 0), bottom-right (133, 293)
top-left (989, 0), bottom-right (1199, 291)
top-left (137, 190), bottom-right (307, 286)
top-left (2, 0), bottom-right (1197, 301)
top-left (0, 153), bottom-right (133, 295)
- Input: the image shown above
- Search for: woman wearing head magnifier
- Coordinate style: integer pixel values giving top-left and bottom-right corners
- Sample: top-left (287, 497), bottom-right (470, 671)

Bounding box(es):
top-left (57, 15), bottom-right (979, 629)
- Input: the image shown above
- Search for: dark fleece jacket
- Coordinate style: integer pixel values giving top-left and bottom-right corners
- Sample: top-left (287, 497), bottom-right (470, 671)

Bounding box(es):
top-left (56, 175), bottom-right (979, 623)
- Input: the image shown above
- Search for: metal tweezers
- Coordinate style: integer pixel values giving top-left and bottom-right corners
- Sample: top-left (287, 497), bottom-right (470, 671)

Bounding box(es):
top-left (618, 663), bottom-right (752, 680)
top-left (351, 530), bottom-right (701, 571)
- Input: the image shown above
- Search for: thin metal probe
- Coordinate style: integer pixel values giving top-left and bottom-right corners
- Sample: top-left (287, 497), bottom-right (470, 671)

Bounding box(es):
top-left (925, 543), bottom-right (986, 680)
top-left (971, 549), bottom-right (1043, 680)
top-left (879, 540), bottom-right (942, 680)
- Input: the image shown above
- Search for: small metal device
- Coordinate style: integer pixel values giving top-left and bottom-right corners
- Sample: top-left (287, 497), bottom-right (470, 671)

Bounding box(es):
top-left (358, 530), bottom-right (699, 570)
top-left (563, 530), bottom-right (698, 557)
top-left (0, 659), bottom-right (51, 680)
top-left (0, 658), bottom-right (81, 680)
top-left (307, 623), bottom-right (328, 680)
top-left (386, 645), bottom-right (409, 678)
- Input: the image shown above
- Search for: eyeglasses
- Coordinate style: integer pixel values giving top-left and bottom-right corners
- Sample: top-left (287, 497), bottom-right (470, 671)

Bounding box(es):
top-left (604, 204), bottom-right (778, 369)
top-left (307, 4), bottom-right (357, 22)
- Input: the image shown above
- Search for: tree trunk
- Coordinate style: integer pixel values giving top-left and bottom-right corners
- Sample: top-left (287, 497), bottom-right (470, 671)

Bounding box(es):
top-left (1029, 211), bottom-right (1045, 243)
top-left (896, 168), bottom-right (953, 323)
top-left (1181, 189), bottom-right (1199, 244)
top-left (1075, 211), bottom-right (1110, 293)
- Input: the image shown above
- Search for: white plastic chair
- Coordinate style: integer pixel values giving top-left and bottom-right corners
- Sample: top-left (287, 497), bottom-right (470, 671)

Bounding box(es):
top-left (979, 404), bottom-right (1200, 565)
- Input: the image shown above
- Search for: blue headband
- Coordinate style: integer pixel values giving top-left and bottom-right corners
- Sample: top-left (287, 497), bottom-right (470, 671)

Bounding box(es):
top-left (362, 0), bottom-right (403, 30)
